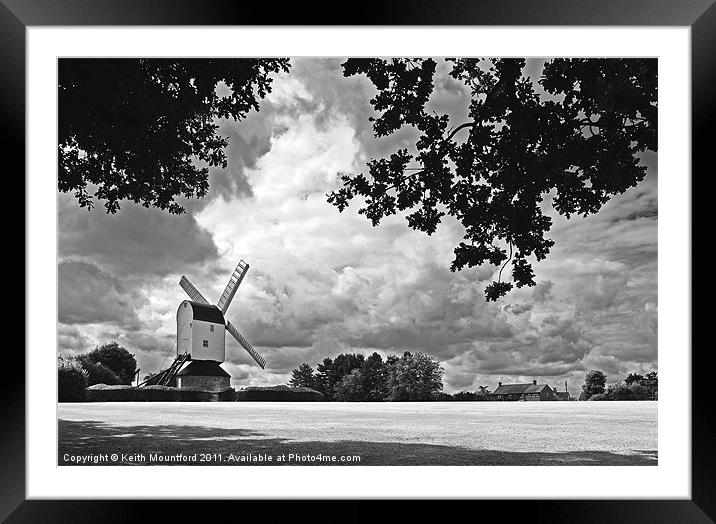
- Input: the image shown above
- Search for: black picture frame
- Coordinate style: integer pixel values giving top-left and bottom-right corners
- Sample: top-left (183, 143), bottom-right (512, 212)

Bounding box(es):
top-left (5, 1), bottom-right (710, 522)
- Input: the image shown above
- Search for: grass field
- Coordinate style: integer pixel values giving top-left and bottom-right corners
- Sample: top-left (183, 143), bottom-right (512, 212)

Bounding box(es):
top-left (58, 401), bottom-right (657, 466)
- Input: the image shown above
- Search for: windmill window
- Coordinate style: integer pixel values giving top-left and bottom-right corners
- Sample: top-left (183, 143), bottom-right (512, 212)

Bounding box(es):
top-left (209, 325), bottom-right (214, 332)
top-left (202, 340), bottom-right (208, 347)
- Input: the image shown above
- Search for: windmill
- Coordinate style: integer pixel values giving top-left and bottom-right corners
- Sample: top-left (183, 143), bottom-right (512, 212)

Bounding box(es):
top-left (142, 259), bottom-right (265, 391)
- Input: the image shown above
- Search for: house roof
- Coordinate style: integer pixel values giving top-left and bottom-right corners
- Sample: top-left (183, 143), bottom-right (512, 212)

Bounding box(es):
top-left (188, 301), bottom-right (225, 324)
top-left (555, 391), bottom-right (570, 398)
top-left (493, 383), bottom-right (552, 395)
top-left (177, 359), bottom-right (230, 377)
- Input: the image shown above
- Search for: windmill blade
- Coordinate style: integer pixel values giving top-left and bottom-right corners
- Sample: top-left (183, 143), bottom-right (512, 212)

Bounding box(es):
top-left (226, 320), bottom-right (266, 369)
top-left (179, 276), bottom-right (211, 305)
top-left (217, 260), bottom-right (249, 314)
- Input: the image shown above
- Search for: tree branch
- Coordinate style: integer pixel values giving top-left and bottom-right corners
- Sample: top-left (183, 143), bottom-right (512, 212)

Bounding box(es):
top-left (444, 122), bottom-right (477, 143)
top-left (497, 241), bottom-right (513, 283)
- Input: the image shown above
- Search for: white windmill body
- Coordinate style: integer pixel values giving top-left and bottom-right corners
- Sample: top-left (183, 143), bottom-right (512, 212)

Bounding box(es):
top-left (176, 301), bottom-right (226, 361)
top-left (145, 259), bottom-right (265, 391)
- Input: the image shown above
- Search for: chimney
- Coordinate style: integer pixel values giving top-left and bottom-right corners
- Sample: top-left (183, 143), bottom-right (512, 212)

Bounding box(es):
top-left (498, 381), bottom-right (502, 386)
top-left (532, 379), bottom-right (537, 385)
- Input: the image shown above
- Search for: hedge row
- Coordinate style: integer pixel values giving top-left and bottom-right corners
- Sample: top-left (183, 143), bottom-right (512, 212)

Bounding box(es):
top-left (85, 384), bottom-right (234, 402)
top-left (73, 384), bottom-right (325, 402)
top-left (235, 385), bottom-right (325, 402)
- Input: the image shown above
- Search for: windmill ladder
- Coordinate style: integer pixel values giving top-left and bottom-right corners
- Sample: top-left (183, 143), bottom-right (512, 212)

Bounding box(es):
top-left (158, 352), bottom-right (190, 386)
top-left (138, 352), bottom-right (189, 387)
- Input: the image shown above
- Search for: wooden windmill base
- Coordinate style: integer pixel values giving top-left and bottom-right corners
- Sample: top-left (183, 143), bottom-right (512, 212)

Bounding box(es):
top-left (176, 359), bottom-right (231, 392)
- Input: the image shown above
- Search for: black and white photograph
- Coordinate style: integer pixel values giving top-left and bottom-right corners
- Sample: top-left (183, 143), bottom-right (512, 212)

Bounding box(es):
top-left (55, 56), bottom-right (660, 468)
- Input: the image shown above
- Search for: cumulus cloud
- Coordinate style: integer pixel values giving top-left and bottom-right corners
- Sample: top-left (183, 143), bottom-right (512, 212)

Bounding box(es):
top-left (58, 260), bottom-right (146, 329)
top-left (57, 58), bottom-right (658, 397)
top-left (59, 194), bottom-right (220, 278)
top-left (532, 280), bottom-right (554, 303)
top-left (58, 323), bottom-right (98, 354)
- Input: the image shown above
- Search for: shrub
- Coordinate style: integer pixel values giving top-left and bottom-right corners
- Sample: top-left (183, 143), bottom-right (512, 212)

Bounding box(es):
top-left (607, 383), bottom-right (637, 400)
top-left (433, 392), bottom-right (454, 401)
top-left (628, 383), bottom-right (651, 400)
top-left (58, 354), bottom-right (88, 402)
top-left (453, 391), bottom-right (478, 401)
top-left (588, 392), bottom-right (609, 401)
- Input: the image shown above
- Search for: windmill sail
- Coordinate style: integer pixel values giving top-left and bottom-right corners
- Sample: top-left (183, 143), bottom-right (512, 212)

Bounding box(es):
top-left (179, 276), bottom-right (211, 305)
top-left (226, 320), bottom-right (266, 369)
top-left (217, 260), bottom-right (249, 314)
top-left (179, 264), bottom-right (266, 369)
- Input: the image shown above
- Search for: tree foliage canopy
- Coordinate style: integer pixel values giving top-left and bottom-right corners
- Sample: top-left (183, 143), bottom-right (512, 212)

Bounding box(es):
top-left (289, 363), bottom-right (317, 390)
top-left (360, 352), bottom-right (390, 401)
top-left (625, 372), bottom-right (644, 385)
top-left (387, 351), bottom-right (444, 401)
top-left (289, 350), bottom-right (444, 402)
top-left (581, 369), bottom-right (608, 400)
top-left (625, 371), bottom-right (657, 398)
top-left (85, 342), bottom-right (137, 385)
top-left (59, 58), bottom-right (290, 214)
top-left (334, 369), bottom-right (366, 402)
top-left (328, 58), bottom-right (657, 300)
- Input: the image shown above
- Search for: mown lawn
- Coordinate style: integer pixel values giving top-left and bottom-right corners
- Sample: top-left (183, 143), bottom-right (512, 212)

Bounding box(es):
top-left (58, 401), bottom-right (657, 466)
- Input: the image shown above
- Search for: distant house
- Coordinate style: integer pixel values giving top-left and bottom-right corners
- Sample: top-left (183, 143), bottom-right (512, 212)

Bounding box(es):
top-left (554, 391), bottom-right (571, 401)
top-left (491, 380), bottom-right (558, 401)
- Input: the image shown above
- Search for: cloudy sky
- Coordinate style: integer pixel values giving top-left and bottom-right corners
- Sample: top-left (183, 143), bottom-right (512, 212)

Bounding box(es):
top-left (57, 58), bottom-right (657, 396)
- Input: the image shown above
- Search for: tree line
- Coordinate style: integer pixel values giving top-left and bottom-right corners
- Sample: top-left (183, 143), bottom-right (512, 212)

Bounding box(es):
top-left (288, 351), bottom-right (445, 401)
top-left (581, 369), bottom-right (658, 401)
